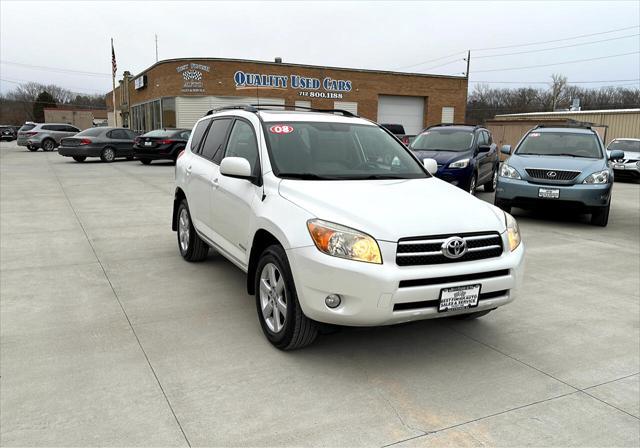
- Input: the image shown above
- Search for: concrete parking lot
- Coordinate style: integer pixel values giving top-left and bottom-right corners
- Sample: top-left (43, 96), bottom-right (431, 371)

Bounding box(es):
top-left (1, 139), bottom-right (638, 447)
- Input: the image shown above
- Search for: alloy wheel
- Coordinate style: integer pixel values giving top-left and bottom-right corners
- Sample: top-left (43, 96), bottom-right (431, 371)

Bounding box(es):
top-left (492, 170), bottom-right (498, 190)
top-left (259, 263), bottom-right (287, 333)
top-left (43, 140), bottom-right (55, 151)
top-left (469, 176), bottom-right (476, 195)
top-left (178, 208), bottom-right (190, 252)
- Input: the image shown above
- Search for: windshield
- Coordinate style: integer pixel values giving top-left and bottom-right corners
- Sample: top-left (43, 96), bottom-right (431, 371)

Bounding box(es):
top-left (76, 128), bottom-right (105, 137)
top-left (411, 129), bottom-right (474, 151)
top-left (264, 122), bottom-right (427, 180)
top-left (516, 131), bottom-right (602, 158)
top-left (608, 140), bottom-right (640, 152)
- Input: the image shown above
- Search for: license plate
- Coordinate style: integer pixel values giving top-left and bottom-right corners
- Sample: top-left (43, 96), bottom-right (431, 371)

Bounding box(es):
top-left (145, 141), bottom-right (152, 146)
top-left (614, 164), bottom-right (625, 170)
top-left (538, 187), bottom-right (560, 199)
top-left (438, 284), bottom-right (481, 312)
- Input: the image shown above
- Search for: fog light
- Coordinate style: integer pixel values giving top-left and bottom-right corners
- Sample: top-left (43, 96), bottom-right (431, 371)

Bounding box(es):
top-left (325, 294), bottom-right (341, 309)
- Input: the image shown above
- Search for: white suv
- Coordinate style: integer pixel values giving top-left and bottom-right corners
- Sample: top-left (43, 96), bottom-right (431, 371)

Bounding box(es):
top-left (173, 106), bottom-right (525, 350)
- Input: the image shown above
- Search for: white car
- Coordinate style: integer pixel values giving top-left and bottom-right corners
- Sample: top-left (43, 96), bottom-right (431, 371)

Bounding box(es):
top-left (172, 106), bottom-right (525, 350)
top-left (607, 138), bottom-right (640, 179)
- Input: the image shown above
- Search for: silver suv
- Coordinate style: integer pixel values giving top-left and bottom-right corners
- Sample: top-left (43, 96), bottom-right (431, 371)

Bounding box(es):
top-left (17, 123), bottom-right (80, 151)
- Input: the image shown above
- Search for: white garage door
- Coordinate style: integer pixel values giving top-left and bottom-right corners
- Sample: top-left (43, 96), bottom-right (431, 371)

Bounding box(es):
top-left (176, 96), bottom-right (285, 128)
top-left (377, 95), bottom-right (425, 135)
top-left (334, 101), bottom-right (358, 115)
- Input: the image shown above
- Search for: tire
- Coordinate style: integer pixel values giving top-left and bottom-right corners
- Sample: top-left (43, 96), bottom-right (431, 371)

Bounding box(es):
top-left (126, 156), bottom-right (134, 161)
top-left (452, 309), bottom-right (494, 320)
top-left (494, 198), bottom-right (512, 214)
top-left (72, 156), bottom-right (86, 162)
top-left (140, 158), bottom-right (152, 165)
top-left (591, 204), bottom-right (610, 227)
top-left (42, 139), bottom-right (56, 152)
top-left (176, 200), bottom-right (209, 261)
top-left (27, 146), bottom-right (38, 152)
top-left (484, 166), bottom-right (498, 192)
top-left (100, 147), bottom-right (116, 163)
top-left (468, 173), bottom-right (477, 195)
top-left (255, 244), bottom-right (318, 350)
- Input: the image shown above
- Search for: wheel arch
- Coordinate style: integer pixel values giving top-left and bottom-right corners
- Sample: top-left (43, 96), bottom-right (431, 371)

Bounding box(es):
top-left (246, 229), bottom-right (284, 295)
top-left (172, 187), bottom-right (187, 231)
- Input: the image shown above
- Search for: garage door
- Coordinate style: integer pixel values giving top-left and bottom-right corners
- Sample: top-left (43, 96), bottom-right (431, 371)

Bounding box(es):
top-left (377, 95), bottom-right (425, 135)
top-left (176, 96), bottom-right (285, 128)
top-left (334, 101), bottom-right (358, 115)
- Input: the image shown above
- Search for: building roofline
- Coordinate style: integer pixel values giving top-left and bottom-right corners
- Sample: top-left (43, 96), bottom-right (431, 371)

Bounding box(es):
top-left (495, 108), bottom-right (640, 117)
top-left (44, 107), bottom-right (108, 112)
top-left (125, 57), bottom-right (468, 82)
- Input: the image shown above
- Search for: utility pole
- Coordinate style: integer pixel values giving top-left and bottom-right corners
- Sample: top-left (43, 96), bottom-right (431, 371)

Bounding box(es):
top-left (465, 50), bottom-right (470, 78)
top-left (155, 34), bottom-right (158, 62)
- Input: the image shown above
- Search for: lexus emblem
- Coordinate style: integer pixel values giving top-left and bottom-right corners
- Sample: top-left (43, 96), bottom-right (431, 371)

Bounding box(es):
top-left (442, 236), bottom-right (467, 259)
top-left (546, 171), bottom-right (557, 178)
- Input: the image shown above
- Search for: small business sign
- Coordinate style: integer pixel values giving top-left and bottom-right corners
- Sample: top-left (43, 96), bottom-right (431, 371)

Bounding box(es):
top-left (233, 70), bottom-right (352, 99)
top-left (176, 63), bottom-right (210, 93)
top-left (134, 75), bottom-right (146, 90)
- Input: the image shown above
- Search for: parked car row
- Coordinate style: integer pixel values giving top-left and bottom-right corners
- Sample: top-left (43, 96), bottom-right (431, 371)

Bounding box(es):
top-left (0, 125), bottom-right (19, 141)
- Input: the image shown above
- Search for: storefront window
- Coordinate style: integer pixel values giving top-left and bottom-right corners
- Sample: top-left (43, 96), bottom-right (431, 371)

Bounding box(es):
top-left (130, 98), bottom-right (166, 133)
top-left (162, 98), bottom-right (176, 128)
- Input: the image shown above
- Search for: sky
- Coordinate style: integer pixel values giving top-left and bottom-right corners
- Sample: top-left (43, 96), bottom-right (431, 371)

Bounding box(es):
top-left (1, 0), bottom-right (639, 96)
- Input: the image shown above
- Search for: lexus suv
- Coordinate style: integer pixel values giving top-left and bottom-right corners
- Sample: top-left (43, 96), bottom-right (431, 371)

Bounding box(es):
top-left (494, 125), bottom-right (622, 226)
top-left (173, 106), bottom-right (525, 349)
top-left (410, 124), bottom-right (499, 195)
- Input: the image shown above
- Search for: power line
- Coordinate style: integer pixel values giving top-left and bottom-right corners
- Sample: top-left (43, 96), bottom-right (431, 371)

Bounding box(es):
top-left (473, 34), bottom-right (640, 59)
top-left (471, 25), bottom-right (639, 51)
top-left (393, 50), bottom-right (467, 70)
top-left (473, 51), bottom-right (640, 73)
top-left (469, 78), bottom-right (640, 84)
top-left (0, 60), bottom-right (111, 78)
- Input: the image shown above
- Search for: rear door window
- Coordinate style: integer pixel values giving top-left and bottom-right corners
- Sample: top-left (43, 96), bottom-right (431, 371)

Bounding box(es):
top-left (190, 120), bottom-right (211, 153)
top-left (200, 119), bottom-right (232, 162)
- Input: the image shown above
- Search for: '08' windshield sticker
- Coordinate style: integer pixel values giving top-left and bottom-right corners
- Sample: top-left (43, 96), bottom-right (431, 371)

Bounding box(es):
top-left (530, 132), bottom-right (540, 137)
top-left (269, 125), bottom-right (294, 134)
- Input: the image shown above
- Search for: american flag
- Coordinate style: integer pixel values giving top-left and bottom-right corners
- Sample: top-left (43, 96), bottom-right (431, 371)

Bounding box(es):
top-left (111, 39), bottom-right (117, 77)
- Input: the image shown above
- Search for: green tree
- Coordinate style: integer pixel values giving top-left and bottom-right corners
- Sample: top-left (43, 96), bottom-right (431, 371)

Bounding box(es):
top-left (32, 91), bottom-right (56, 122)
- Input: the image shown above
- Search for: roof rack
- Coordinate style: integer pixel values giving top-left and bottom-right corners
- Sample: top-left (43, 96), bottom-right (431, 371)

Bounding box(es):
top-left (204, 103), bottom-right (357, 118)
top-left (425, 123), bottom-right (480, 130)
top-left (533, 122), bottom-right (593, 130)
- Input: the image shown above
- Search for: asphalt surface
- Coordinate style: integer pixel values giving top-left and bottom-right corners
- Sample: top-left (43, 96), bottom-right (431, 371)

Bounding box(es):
top-left (1, 140), bottom-right (638, 447)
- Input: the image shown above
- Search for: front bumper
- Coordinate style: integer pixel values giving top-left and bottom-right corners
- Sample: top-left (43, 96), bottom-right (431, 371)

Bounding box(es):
top-left (286, 237), bottom-right (525, 326)
top-left (612, 161), bottom-right (640, 178)
top-left (495, 177), bottom-right (612, 209)
top-left (435, 165), bottom-right (473, 188)
top-left (58, 146), bottom-right (103, 157)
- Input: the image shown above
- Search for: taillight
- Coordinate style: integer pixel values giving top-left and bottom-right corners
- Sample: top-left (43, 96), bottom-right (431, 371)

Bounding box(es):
top-left (134, 137), bottom-right (141, 144)
top-left (401, 136), bottom-right (410, 145)
top-left (177, 149), bottom-right (185, 160)
top-left (159, 139), bottom-right (175, 145)
top-left (79, 139), bottom-right (91, 145)
top-left (26, 132), bottom-right (38, 136)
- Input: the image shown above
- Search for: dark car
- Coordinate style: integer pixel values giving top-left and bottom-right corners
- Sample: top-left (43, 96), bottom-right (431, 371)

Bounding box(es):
top-left (133, 128), bottom-right (191, 164)
top-left (380, 123), bottom-right (415, 146)
top-left (58, 127), bottom-right (137, 162)
top-left (0, 125), bottom-right (17, 141)
top-left (410, 124), bottom-right (499, 195)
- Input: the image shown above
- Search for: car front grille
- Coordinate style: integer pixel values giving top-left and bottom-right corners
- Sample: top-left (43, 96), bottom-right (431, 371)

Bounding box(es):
top-left (525, 168), bottom-right (580, 181)
top-left (396, 232), bottom-right (503, 266)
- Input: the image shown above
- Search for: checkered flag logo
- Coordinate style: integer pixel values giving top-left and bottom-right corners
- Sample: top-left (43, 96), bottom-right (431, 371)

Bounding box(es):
top-left (182, 70), bottom-right (203, 81)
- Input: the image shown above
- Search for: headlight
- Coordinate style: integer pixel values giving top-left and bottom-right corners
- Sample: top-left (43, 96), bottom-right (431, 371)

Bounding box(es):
top-left (449, 158), bottom-right (469, 169)
top-left (307, 219), bottom-right (382, 264)
top-left (504, 212), bottom-right (521, 252)
top-left (583, 169), bottom-right (609, 184)
top-left (500, 163), bottom-right (521, 179)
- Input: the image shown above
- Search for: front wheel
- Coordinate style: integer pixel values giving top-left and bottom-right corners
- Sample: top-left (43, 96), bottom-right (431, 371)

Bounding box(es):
top-left (140, 158), bottom-right (151, 165)
top-left (255, 245), bottom-right (318, 350)
top-left (72, 156), bottom-right (86, 162)
top-left (468, 173), bottom-right (477, 195)
top-left (484, 167), bottom-right (498, 192)
top-left (100, 147), bottom-right (116, 163)
top-left (591, 204), bottom-right (610, 227)
top-left (176, 200), bottom-right (209, 261)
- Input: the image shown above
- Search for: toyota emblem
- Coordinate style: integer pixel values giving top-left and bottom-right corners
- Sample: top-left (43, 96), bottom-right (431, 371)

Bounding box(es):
top-left (441, 236), bottom-right (467, 259)
top-left (546, 171), bottom-right (557, 178)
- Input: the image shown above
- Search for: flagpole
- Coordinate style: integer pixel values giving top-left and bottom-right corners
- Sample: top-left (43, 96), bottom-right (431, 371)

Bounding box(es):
top-left (111, 38), bottom-right (117, 127)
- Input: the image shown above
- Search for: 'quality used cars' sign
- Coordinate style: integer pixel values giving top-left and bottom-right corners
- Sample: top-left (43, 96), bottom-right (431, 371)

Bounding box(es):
top-left (234, 71), bottom-right (352, 99)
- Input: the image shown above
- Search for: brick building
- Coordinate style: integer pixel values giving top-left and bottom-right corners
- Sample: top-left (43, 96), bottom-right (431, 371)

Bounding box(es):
top-left (106, 57), bottom-right (467, 133)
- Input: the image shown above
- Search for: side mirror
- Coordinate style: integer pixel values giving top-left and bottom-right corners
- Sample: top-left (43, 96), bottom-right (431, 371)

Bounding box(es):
top-left (609, 150), bottom-right (624, 160)
top-left (422, 158), bottom-right (438, 175)
top-left (478, 144), bottom-right (491, 153)
top-left (500, 145), bottom-right (512, 155)
top-left (220, 157), bottom-right (253, 180)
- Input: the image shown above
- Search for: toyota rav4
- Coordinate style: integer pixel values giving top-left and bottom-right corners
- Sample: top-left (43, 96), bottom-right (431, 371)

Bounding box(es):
top-left (173, 106), bottom-right (525, 350)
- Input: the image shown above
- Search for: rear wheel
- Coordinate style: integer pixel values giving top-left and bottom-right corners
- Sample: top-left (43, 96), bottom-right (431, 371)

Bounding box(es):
top-left (176, 200), bottom-right (209, 261)
top-left (72, 156), bottom-right (86, 162)
top-left (27, 146), bottom-right (38, 152)
top-left (140, 158), bottom-right (152, 165)
top-left (484, 167), bottom-right (498, 192)
top-left (255, 245), bottom-right (318, 350)
top-left (591, 204), bottom-right (610, 227)
top-left (100, 147), bottom-right (116, 163)
top-left (494, 198), bottom-right (512, 214)
top-left (42, 139), bottom-right (56, 152)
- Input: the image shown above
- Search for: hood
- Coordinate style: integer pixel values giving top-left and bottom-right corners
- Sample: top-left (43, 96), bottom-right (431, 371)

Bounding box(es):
top-left (278, 177), bottom-right (505, 242)
top-left (508, 154), bottom-right (607, 179)
top-left (607, 150), bottom-right (640, 161)
top-left (412, 150), bottom-right (471, 165)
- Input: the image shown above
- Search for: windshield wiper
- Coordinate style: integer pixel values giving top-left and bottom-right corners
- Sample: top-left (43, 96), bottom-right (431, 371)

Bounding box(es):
top-left (278, 172), bottom-right (338, 180)
top-left (357, 174), bottom-right (412, 180)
